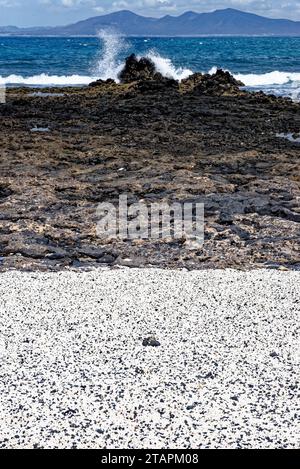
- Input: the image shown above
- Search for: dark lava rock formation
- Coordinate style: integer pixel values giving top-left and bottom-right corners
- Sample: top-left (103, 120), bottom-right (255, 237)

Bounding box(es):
top-left (117, 54), bottom-right (178, 92)
top-left (181, 69), bottom-right (244, 96)
top-left (89, 78), bottom-right (116, 88)
top-left (194, 69), bottom-right (245, 96)
top-left (118, 53), bottom-right (164, 83)
top-left (0, 58), bottom-right (299, 271)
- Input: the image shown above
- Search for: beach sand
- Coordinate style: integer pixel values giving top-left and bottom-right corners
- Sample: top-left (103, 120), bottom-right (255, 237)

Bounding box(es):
top-left (0, 268), bottom-right (299, 449)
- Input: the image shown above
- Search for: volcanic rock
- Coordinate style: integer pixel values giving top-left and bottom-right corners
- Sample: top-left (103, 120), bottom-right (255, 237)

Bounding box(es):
top-left (180, 72), bottom-right (205, 92)
top-left (133, 77), bottom-right (178, 94)
top-left (192, 69), bottom-right (245, 96)
top-left (142, 337), bottom-right (161, 347)
top-left (89, 78), bottom-right (116, 88)
top-left (0, 69), bottom-right (299, 271)
top-left (118, 54), bottom-right (164, 83)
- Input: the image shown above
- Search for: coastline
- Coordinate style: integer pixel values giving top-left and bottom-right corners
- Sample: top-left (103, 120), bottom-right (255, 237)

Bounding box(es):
top-left (0, 22), bottom-right (299, 452)
top-left (0, 75), bottom-right (300, 271)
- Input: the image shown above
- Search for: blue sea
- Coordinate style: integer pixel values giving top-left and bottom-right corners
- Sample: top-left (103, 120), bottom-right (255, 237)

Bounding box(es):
top-left (0, 34), bottom-right (300, 99)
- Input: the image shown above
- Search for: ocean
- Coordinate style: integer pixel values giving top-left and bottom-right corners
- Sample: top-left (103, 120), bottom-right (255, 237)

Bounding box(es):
top-left (0, 34), bottom-right (300, 99)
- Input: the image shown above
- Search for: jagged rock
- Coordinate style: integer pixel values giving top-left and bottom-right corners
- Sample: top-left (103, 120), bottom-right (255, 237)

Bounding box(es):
top-left (118, 54), bottom-right (178, 92)
top-left (192, 69), bottom-right (245, 96)
top-left (180, 73), bottom-right (204, 92)
top-left (88, 78), bottom-right (116, 88)
top-left (118, 54), bottom-right (164, 83)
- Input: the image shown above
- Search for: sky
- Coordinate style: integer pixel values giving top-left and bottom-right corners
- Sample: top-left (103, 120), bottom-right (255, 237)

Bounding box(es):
top-left (1, 0), bottom-right (300, 27)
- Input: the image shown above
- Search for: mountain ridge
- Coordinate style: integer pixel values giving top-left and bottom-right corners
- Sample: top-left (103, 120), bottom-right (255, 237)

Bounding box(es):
top-left (1, 9), bottom-right (300, 36)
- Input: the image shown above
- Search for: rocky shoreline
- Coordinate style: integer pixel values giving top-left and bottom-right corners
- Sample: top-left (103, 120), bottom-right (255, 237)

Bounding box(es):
top-left (0, 56), bottom-right (300, 271)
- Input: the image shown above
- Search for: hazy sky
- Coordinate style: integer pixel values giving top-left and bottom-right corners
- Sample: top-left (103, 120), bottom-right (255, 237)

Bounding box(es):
top-left (1, 0), bottom-right (300, 27)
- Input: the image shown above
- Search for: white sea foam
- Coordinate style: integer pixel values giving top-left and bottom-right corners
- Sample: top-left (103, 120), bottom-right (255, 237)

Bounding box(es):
top-left (143, 51), bottom-right (193, 81)
top-left (0, 74), bottom-right (96, 86)
top-left (234, 71), bottom-right (300, 101)
top-left (1, 67), bottom-right (300, 95)
top-left (2, 68), bottom-right (298, 90)
top-left (208, 66), bottom-right (300, 87)
top-left (208, 66), bottom-right (300, 100)
top-left (234, 70), bottom-right (300, 87)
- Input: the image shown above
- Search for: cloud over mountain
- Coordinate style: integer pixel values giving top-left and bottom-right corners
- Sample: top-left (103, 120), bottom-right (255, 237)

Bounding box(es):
top-left (1, 1), bottom-right (300, 27)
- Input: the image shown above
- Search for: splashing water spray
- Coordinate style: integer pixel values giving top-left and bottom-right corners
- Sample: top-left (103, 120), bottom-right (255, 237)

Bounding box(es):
top-left (95, 29), bottom-right (128, 82)
top-left (144, 51), bottom-right (192, 81)
top-left (95, 29), bottom-right (192, 83)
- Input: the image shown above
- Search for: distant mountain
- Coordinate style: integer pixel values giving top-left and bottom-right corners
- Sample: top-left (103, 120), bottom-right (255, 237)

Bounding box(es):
top-left (1, 9), bottom-right (300, 36)
top-left (0, 25), bottom-right (20, 34)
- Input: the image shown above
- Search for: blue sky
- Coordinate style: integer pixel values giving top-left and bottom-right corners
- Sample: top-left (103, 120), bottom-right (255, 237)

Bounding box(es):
top-left (1, 1), bottom-right (300, 26)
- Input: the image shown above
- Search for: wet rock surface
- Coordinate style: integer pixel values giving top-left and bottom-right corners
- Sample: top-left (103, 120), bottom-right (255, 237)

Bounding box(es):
top-left (0, 66), bottom-right (300, 271)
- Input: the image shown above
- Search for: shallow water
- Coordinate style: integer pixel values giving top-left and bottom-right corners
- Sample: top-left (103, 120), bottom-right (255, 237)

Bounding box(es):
top-left (277, 132), bottom-right (300, 143)
top-left (30, 126), bottom-right (50, 132)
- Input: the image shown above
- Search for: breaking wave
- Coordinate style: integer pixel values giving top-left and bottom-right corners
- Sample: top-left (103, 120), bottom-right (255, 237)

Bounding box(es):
top-left (0, 30), bottom-right (299, 100)
top-left (1, 67), bottom-right (299, 100)
top-left (234, 70), bottom-right (300, 87)
top-left (94, 31), bottom-right (192, 82)
top-left (143, 51), bottom-right (193, 81)
top-left (234, 70), bottom-right (300, 100)
top-left (209, 66), bottom-right (300, 100)
top-left (0, 74), bottom-right (97, 86)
